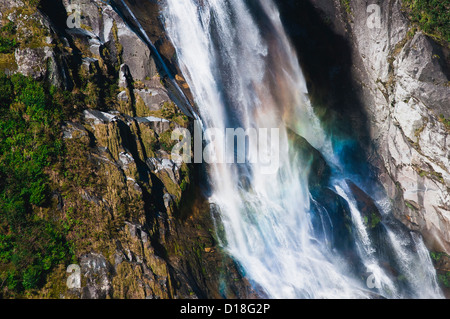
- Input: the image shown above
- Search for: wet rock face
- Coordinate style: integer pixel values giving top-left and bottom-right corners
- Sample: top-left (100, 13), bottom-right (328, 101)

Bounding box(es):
top-left (134, 88), bottom-right (172, 112)
top-left (292, 0), bottom-right (450, 254)
top-left (80, 253), bottom-right (112, 299)
top-left (288, 129), bottom-right (332, 193)
top-left (60, 0), bottom-right (157, 81)
top-left (4, 0), bottom-right (446, 299)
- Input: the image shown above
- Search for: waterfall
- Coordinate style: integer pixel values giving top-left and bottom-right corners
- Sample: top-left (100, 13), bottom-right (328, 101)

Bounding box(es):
top-left (162, 0), bottom-right (443, 299)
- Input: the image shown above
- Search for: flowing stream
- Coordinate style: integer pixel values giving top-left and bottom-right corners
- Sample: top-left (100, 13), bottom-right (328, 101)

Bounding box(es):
top-left (161, 0), bottom-right (443, 299)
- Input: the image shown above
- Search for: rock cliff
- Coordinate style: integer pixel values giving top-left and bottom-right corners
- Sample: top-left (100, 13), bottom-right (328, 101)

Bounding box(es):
top-left (0, 0), bottom-right (255, 298)
top-left (1, 0), bottom-right (448, 298)
top-left (276, 0), bottom-right (449, 295)
top-left (307, 0), bottom-right (449, 254)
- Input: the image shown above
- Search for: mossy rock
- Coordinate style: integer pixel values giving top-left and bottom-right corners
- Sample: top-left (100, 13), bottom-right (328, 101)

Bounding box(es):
top-left (287, 129), bottom-right (331, 192)
top-left (310, 187), bottom-right (365, 275)
top-left (346, 180), bottom-right (382, 230)
top-left (430, 251), bottom-right (450, 289)
top-left (0, 53), bottom-right (18, 72)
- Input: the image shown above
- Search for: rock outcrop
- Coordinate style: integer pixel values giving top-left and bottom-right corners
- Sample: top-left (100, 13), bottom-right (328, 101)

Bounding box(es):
top-left (295, 0), bottom-right (450, 254)
top-left (1, 0), bottom-right (448, 299)
top-left (0, 0), bottom-right (255, 299)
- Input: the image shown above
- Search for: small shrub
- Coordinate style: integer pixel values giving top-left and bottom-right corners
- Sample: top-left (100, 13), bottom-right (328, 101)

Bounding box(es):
top-left (0, 73), bottom-right (73, 294)
top-left (0, 22), bottom-right (18, 54)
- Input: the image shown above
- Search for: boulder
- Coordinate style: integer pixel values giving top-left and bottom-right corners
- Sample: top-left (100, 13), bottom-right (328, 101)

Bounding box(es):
top-left (134, 88), bottom-right (171, 111)
top-left (310, 187), bottom-right (365, 275)
top-left (288, 129), bottom-right (331, 192)
top-left (80, 253), bottom-right (112, 299)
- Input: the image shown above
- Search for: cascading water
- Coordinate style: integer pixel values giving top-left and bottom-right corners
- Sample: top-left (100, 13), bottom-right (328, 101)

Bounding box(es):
top-left (162, 0), bottom-right (443, 299)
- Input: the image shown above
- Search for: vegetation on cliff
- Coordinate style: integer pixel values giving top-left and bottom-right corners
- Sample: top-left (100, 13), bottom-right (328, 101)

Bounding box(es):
top-left (0, 0), bottom-right (252, 299)
top-left (0, 1), bottom-right (129, 295)
top-left (402, 0), bottom-right (450, 45)
top-left (0, 72), bottom-right (75, 294)
top-left (0, 22), bottom-right (18, 54)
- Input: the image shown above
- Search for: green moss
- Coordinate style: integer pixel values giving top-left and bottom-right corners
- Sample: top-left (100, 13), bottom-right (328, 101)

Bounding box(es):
top-left (439, 114), bottom-right (450, 130)
top-left (0, 22), bottom-right (18, 54)
top-left (405, 201), bottom-right (417, 210)
top-left (362, 212), bottom-right (382, 229)
top-left (8, 5), bottom-right (49, 50)
top-left (83, 81), bottom-right (100, 108)
top-left (370, 212), bottom-right (382, 229)
top-left (0, 38), bottom-right (17, 54)
top-left (402, 0), bottom-right (450, 46)
top-left (414, 120), bottom-right (428, 141)
top-left (145, 101), bottom-right (190, 126)
top-left (0, 73), bottom-right (74, 296)
top-left (139, 125), bottom-right (158, 158)
top-left (111, 21), bottom-right (123, 66)
top-left (161, 102), bottom-right (189, 126)
top-left (134, 93), bottom-right (151, 117)
top-left (430, 251), bottom-right (450, 262)
top-left (438, 272), bottom-right (450, 288)
top-left (80, 24), bottom-right (93, 32)
top-left (159, 172), bottom-right (181, 202)
top-left (418, 168), bottom-right (444, 183)
top-left (26, 0), bottom-right (41, 7)
top-left (180, 179), bottom-right (188, 192)
top-left (363, 215), bottom-right (369, 226)
top-left (340, 0), bottom-right (352, 17)
top-left (159, 129), bottom-right (178, 152)
top-left (0, 53), bottom-right (17, 72)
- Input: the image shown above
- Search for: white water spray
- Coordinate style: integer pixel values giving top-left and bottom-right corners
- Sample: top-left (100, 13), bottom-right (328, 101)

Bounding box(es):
top-left (162, 0), bottom-right (443, 299)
